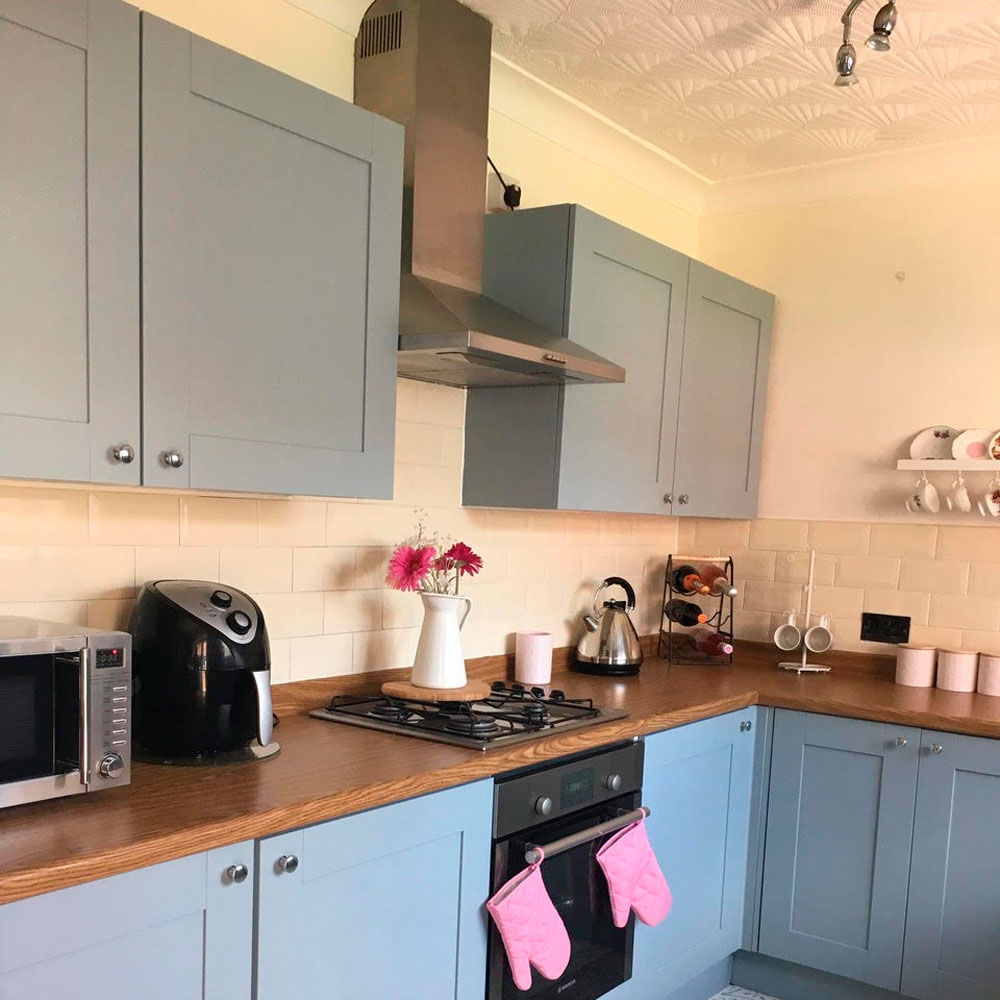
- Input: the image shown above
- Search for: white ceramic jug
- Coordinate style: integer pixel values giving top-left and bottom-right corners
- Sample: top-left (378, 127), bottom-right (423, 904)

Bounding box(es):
top-left (410, 592), bottom-right (473, 689)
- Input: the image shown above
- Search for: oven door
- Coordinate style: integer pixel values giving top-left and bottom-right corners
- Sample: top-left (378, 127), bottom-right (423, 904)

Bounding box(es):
top-left (0, 653), bottom-right (82, 806)
top-left (488, 791), bottom-right (638, 1000)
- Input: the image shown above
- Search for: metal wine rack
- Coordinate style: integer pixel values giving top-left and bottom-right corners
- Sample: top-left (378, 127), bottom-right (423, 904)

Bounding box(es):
top-left (658, 553), bottom-right (735, 665)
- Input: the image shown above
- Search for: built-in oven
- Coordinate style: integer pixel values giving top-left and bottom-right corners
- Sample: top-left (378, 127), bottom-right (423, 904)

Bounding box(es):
top-left (0, 617), bottom-right (132, 809)
top-left (488, 740), bottom-right (645, 1000)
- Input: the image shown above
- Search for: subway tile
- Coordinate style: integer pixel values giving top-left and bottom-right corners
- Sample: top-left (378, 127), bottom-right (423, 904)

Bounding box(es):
top-left (834, 554), bottom-right (899, 589)
top-left (219, 547), bottom-right (293, 594)
top-left (353, 627), bottom-right (420, 672)
top-left (135, 546), bottom-right (219, 585)
top-left (88, 599), bottom-right (134, 631)
top-left (381, 589), bottom-right (425, 630)
top-left (325, 590), bottom-right (382, 633)
top-left (694, 518), bottom-right (751, 552)
top-left (466, 581), bottom-right (527, 621)
top-left (961, 630), bottom-right (1000, 655)
top-left (676, 518), bottom-right (699, 553)
top-left (89, 491), bottom-right (178, 546)
top-left (395, 421), bottom-right (444, 466)
top-left (733, 609), bottom-right (774, 643)
top-left (393, 463), bottom-right (420, 504)
top-left (898, 558), bottom-right (969, 595)
top-left (257, 592), bottom-right (324, 639)
top-left (326, 502), bottom-right (411, 547)
top-left (528, 510), bottom-right (567, 543)
top-left (355, 546), bottom-right (394, 589)
top-left (937, 526), bottom-right (1000, 562)
top-left (928, 594), bottom-right (1000, 631)
top-left (180, 496), bottom-right (257, 546)
top-left (441, 427), bottom-right (464, 470)
top-left (810, 585), bottom-right (864, 619)
top-left (742, 580), bottom-right (805, 614)
top-left (258, 499), bottom-right (326, 547)
top-left (410, 464), bottom-right (462, 507)
top-left (908, 624), bottom-right (965, 649)
top-left (600, 515), bottom-right (633, 545)
top-left (774, 551), bottom-right (835, 585)
top-left (487, 508), bottom-right (534, 545)
top-left (562, 512), bottom-right (602, 543)
top-left (415, 382), bottom-right (464, 428)
top-left (290, 633), bottom-right (354, 680)
top-left (863, 589), bottom-right (931, 626)
top-left (0, 486), bottom-right (89, 544)
top-left (34, 546), bottom-right (134, 601)
top-left (827, 618), bottom-right (887, 655)
top-left (632, 514), bottom-right (674, 546)
top-left (808, 521), bottom-right (870, 555)
top-left (727, 549), bottom-right (775, 582)
top-left (544, 546), bottom-right (583, 581)
top-left (869, 523), bottom-right (937, 559)
top-left (506, 545), bottom-right (550, 582)
top-left (395, 377), bottom-right (420, 422)
top-left (0, 548), bottom-right (39, 602)
top-left (268, 638), bottom-right (292, 685)
top-left (292, 547), bottom-right (356, 591)
top-left (969, 562), bottom-right (1000, 598)
top-left (750, 519), bottom-right (808, 552)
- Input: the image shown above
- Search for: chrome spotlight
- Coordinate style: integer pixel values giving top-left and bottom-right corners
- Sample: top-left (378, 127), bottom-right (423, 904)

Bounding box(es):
top-left (866, 0), bottom-right (897, 51)
top-left (834, 42), bottom-right (858, 86)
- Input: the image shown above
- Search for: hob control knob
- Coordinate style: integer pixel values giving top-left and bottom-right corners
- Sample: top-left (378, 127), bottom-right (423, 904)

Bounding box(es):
top-left (534, 796), bottom-right (553, 817)
top-left (99, 753), bottom-right (125, 779)
top-left (227, 610), bottom-right (252, 635)
top-left (211, 590), bottom-right (233, 608)
top-left (605, 773), bottom-right (623, 792)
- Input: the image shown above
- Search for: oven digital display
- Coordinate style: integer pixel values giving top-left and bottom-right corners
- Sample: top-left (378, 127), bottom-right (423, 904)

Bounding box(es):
top-left (560, 768), bottom-right (594, 809)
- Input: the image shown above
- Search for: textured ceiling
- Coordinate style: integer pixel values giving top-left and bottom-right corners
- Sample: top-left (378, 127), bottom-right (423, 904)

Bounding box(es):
top-left (460, 0), bottom-right (1000, 180)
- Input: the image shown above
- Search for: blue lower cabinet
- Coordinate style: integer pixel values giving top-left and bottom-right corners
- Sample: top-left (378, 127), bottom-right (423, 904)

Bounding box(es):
top-left (255, 779), bottom-right (493, 1000)
top-left (759, 710), bottom-right (920, 991)
top-left (630, 709), bottom-right (756, 1000)
top-left (901, 730), bottom-right (1000, 1000)
top-left (0, 841), bottom-right (254, 1000)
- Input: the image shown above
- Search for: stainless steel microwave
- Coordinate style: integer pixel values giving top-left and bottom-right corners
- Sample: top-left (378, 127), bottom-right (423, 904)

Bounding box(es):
top-left (0, 617), bottom-right (131, 809)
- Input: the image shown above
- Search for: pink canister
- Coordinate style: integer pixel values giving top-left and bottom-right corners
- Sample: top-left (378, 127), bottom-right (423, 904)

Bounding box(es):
top-left (895, 645), bottom-right (937, 688)
top-left (936, 648), bottom-right (979, 693)
top-left (977, 653), bottom-right (1000, 697)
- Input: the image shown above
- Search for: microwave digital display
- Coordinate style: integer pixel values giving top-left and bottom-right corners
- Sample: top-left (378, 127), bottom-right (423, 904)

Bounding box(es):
top-left (96, 648), bottom-right (124, 669)
top-left (560, 768), bottom-right (594, 809)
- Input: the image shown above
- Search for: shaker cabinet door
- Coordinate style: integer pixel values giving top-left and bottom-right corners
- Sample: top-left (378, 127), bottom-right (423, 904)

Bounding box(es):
top-left (141, 15), bottom-right (402, 496)
top-left (631, 709), bottom-right (756, 1000)
top-left (256, 780), bottom-right (493, 1000)
top-left (556, 209), bottom-right (689, 514)
top-left (0, 0), bottom-right (140, 484)
top-left (901, 731), bottom-right (1000, 1000)
top-left (671, 262), bottom-right (773, 519)
top-left (759, 711), bottom-right (919, 991)
top-left (0, 842), bottom-right (254, 1000)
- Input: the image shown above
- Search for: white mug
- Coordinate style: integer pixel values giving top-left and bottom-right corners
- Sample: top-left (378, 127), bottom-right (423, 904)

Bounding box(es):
top-left (804, 614), bottom-right (833, 654)
top-left (946, 474), bottom-right (971, 513)
top-left (773, 610), bottom-right (802, 652)
top-left (906, 475), bottom-right (939, 514)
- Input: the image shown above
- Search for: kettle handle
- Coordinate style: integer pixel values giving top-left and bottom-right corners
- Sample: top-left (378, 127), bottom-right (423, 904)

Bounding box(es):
top-left (594, 576), bottom-right (636, 615)
top-left (251, 670), bottom-right (274, 747)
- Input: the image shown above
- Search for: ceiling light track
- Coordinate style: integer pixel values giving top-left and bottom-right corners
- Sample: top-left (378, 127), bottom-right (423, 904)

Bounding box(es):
top-left (835, 0), bottom-right (897, 87)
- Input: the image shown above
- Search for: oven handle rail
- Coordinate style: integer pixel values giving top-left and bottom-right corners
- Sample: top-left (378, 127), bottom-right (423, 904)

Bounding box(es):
top-left (524, 806), bottom-right (649, 865)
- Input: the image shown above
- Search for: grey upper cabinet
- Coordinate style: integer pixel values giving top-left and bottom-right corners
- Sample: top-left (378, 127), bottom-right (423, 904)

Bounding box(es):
top-left (673, 262), bottom-right (773, 519)
top-left (141, 15), bottom-right (402, 497)
top-left (467, 203), bottom-right (773, 518)
top-left (0, 0), bottom-right (140, 485)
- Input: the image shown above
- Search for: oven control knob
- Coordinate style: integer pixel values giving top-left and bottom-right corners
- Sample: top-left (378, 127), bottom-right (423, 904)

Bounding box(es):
top-left (99, 753), bottom-right (125, 779)
top-left (604, 773), bottom-right (623, 792)
top-left (534, 796), bottom-right (553, 817)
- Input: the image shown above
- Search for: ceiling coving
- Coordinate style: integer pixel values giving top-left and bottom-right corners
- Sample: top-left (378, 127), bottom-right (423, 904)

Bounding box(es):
top-left (461, 0), bottom-right (1000, 180)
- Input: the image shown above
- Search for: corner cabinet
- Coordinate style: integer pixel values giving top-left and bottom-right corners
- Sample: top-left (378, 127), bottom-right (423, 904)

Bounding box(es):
top-left (0, 0), bottom-right (141, 485)
top-left (141, 16), bottom-right (401, 497)
top-left (256, 780), bottom-right (493, 1000)
top-left (631, 709), bottom-right (756, 999)
top-left (0, 842), bottom-right (254, 1000)
top-left (466, 204), bottom-right (773, 518)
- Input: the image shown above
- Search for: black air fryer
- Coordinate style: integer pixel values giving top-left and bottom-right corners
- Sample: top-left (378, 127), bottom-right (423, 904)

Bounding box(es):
top-left (129, 580), bottom-right (276, 761)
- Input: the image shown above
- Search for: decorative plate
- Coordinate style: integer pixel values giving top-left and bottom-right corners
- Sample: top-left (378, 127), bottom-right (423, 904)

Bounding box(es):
top-left (989, 431), bottom-right (1000, 461)
top-left (909, 426), bottom-right (957, 460)
top-left (952, 428), bottom-right (994, 460)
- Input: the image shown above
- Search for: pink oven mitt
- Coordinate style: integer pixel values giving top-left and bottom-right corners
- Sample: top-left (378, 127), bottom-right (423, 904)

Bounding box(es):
top-left (596, 817), bottom-right (672, 928)
top-left (486, 850), bottom-right (571, 991)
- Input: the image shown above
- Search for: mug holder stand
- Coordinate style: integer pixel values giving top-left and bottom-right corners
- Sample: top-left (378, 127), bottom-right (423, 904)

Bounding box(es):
top-left (658, 554), bottom-right (736, 665)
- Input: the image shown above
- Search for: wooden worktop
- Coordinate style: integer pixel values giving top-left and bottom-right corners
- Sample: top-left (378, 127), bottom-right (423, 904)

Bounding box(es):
top-left (4, 642), bottom-right (1000, 906)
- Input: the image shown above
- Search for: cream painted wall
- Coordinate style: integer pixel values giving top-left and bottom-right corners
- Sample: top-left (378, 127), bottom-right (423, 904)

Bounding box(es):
top-left (700, 183), bottom-right (1000, 523)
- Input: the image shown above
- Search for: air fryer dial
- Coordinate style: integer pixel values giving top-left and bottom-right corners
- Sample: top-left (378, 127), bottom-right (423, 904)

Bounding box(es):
top-left (153, 580), bottom-right (260, 644)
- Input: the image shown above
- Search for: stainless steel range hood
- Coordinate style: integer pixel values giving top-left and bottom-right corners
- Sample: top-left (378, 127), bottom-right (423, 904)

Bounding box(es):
top-left (354, 0), bottom-right (625, 388)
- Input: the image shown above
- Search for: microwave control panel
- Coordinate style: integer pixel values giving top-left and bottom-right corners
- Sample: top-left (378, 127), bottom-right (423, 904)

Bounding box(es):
top-left (88, 640), bottom-right (132, 785)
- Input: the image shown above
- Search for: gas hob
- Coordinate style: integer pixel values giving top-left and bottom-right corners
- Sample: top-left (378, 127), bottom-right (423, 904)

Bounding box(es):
top-left (309, 682), bottom-right (628, 751)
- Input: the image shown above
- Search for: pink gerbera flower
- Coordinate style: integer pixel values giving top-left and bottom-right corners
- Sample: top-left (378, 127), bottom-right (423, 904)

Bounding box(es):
top-left (443, 541), bottom-right (483, 578)
top-left (385, 545), bottom-right (435, 591)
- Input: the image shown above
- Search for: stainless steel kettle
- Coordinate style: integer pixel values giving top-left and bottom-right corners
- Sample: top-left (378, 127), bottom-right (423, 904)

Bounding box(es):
top-left (573, 576), bottom-right (643, 676)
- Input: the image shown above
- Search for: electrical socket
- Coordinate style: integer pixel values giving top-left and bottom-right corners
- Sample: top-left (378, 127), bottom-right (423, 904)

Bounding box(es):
top-left (860, 612), bottom-right (911, 645)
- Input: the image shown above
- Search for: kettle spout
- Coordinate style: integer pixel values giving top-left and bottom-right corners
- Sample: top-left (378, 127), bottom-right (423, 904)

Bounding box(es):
top-left (582, 614), bottom-right (600, 633)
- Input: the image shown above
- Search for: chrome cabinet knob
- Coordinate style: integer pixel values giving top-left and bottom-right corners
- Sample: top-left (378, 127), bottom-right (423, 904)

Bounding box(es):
top-left (534, 796), bottom-right (553, 817)
top-left (225, 863), bottom-right (249, 884)
top-left (98, 753), bottom-right (125, 779)
top-left (678, 494), bottom-right (690, 504)
top-left (740, 720), bottom-right (753, 732)
top-left (605, 773), bottom-right (623, 792)
top-left (161, 449), bottom-right (184, 468)
top-left (896, 737), bottom-right (908, 748)
top-left (663, 493), bottom-right (674, 505)
top-left (930, 743), bottom-right (944, 755)
top-left (111, 443), bottom-right (135, 464)
top-left (276, 854), bottom-right (299, 874)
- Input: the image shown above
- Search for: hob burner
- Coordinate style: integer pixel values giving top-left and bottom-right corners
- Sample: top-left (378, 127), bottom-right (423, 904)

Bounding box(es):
top-left (367, 701), bottom-right (412, 723)
top-left (444, 713), bottom-right (501, 737)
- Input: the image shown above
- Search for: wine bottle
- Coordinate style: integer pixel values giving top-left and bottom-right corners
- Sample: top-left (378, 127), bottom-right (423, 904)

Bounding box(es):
top-left (663, 599), bottom-right (709, 626)
top-left (669, 564), bottom-right (710, 595)
top-left (690, 625), bottom-right (734, 657)
top-left (697, 562), bottom-right (738, 598)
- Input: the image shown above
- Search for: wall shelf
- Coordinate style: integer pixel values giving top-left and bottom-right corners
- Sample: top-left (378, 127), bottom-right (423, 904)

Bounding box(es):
top-left (897, 459), bottom-right (999, 471)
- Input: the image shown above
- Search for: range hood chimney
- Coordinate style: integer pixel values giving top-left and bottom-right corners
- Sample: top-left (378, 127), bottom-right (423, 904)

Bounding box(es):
top-left (354, 0), bottom-right (625, 387)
